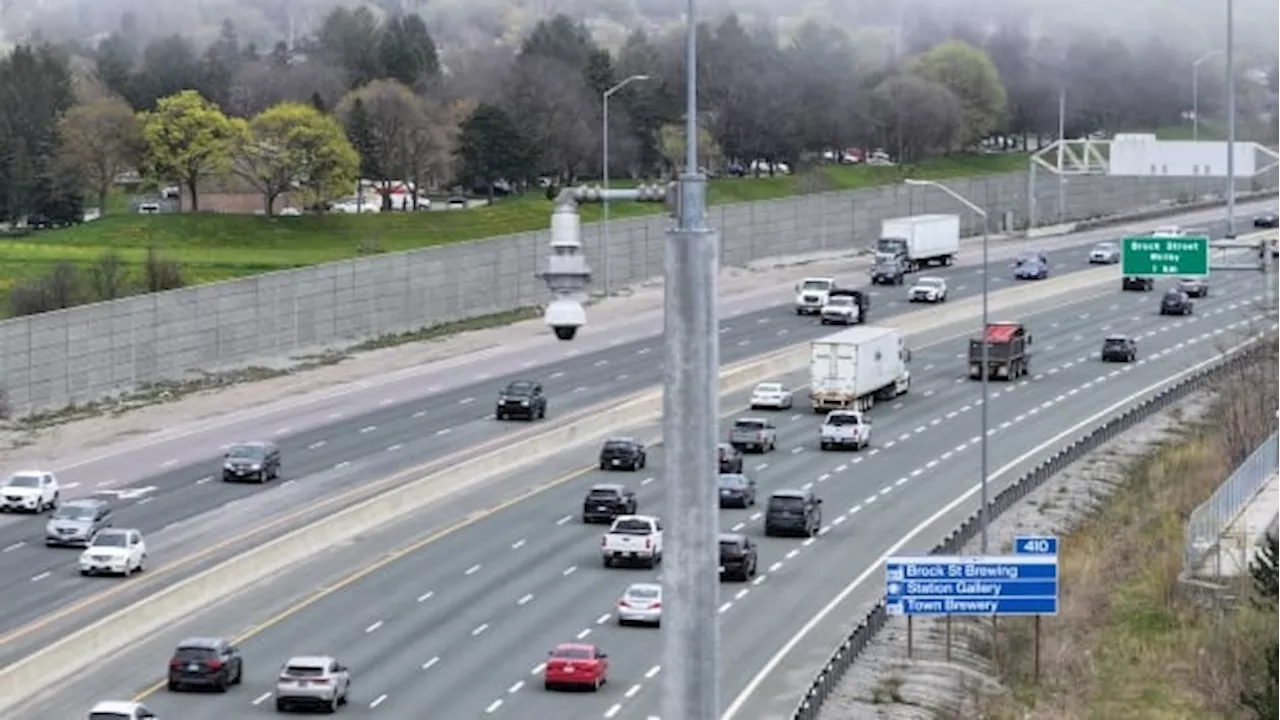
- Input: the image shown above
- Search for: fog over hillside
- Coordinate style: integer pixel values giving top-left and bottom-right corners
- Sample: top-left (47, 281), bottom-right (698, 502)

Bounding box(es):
top-left (4, 0), bottom-right (1277, 60)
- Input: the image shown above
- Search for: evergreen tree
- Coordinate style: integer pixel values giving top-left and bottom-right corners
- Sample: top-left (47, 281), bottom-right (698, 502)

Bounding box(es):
top-left (343, 98), bottom-right (381, 182)
top-left (1250, 531), bottom-right (1278, 610)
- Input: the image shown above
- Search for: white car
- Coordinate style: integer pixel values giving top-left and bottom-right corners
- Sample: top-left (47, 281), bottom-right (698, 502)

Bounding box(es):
top-left (617, 582), bottom-right (662, 626)
top-left (907, 277), bottom-right (948, 303)
top-left (1, 470), bottom-right (59, 513)
top-left (1088, 242), bottom-right (1120, 264)
top-left (79, 528), bottom-right (147, 577)
top-left (88, 700), bottom-right (158, 719)
top-left (1150, 225), bottom-right (1184, 237)
top-left (819, 295), bottom-right (861, 324)
top-left (750, 382), bottom-right (794, 410)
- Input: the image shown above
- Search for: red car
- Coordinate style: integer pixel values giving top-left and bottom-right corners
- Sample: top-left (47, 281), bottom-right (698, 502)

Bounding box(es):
top-left (544, 643), bottom-right (609, 691)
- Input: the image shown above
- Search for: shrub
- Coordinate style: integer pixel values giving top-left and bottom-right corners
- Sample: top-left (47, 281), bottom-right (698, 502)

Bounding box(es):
top-left (143, 247), bottom-right (184, 293)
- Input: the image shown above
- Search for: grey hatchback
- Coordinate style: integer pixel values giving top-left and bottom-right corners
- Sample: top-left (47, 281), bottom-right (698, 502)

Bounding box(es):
top-left (45, 498), bottom-right (112, 547)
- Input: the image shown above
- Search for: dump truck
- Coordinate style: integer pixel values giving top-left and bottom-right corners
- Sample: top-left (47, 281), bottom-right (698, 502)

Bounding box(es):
top-left (968, 322), bottom-right (1033, 380)
top-left (809, 326), bottom-right (911, 412)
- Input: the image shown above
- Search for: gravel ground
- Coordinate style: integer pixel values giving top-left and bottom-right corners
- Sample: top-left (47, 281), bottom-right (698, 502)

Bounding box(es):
top-left (816, 391), bottom-right (1215, 720)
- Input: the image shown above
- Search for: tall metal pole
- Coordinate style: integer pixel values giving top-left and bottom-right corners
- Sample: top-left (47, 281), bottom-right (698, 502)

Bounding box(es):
top-left (602, 95), bottom-right (611, 294)
top-left (662, 0), bottom-right (720, 715)
top-left (1056, 87), bottom-right (1066, 223)
top-left (904, 179), bottom-right (990, 553)
top-left (601, 74), bottom-right (650, 296)
top-left (1225, 0), bottom-right (1237, 238)
top-left (1191, 50), bottom-right (1223, 144)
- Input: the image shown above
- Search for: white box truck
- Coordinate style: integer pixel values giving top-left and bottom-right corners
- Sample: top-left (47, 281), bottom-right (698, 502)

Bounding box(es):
top-left (877, 214), bottom-right (960, 271)
top-left (808, 326), bottom-right (911, 413)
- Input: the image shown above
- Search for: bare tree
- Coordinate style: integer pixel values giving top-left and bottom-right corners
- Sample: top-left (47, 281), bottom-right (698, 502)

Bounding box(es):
top-left (873, 74), bottom-right (963, 162)
top-left (226, 59), bottom-right (349, 118)
top-left (56, 96), bottom-right (145, 212)
top-left (500, 54), bottom-right (597, 182)
top-left (335, 79), bottom-right (423, 209)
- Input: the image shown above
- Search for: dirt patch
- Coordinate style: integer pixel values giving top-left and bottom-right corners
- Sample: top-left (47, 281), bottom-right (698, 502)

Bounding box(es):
top-left (821, 351), bottom-right (1279, 720)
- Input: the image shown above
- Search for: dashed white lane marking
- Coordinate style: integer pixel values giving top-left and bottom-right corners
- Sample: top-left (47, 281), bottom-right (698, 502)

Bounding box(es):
top-left (465, 564), bottom-right (482, 576)
top-left (625, 684), bottom-right (642, 698)
top-left (518, 593), bottom-right (534, 606)
top-left (459, 397), bottom-right (475, 405)
top-left (531, 664), bottom-right (545, 676)
top-left (511, 539), bottom-right (526, 550)
top-left (412, 410), bottom-right (427, 419)
top-left (718, 602), bottom-right (733, 614)
top-left (576, 627), bottom-right (593, 639)
top-left (30, 571), bottom-right (50, 582)
top-left (596, 613), bottom-right (611, 625)
top-left (594, 359), bottom-right (609, 367)
top-left (160, 459), bottom-right (178, 468)
top-left (508, 680), bottom-right (524, 694)
top-left (551, 371), bottom-right (566, 378)
top-left (334, 461), bottom-right (350, 470)
top-left (485, 699), bottom-right (503, 713)
top-left (308, 441), bottom-right (326, 449)
top-left (423, 656), bottom-right (440, 671)
top-left (645, 665), bottom-right (662, 679)
top-left (359, 425), bottom-right (377, 433)
top-left (253, 692), bottom-right (271, 705)
top-left (472, 623), bottom-right (489, 636)
top-left (563, 565), bottom-right (578, 576)
top-left (3, 542), bottom-right (24, 552)
top-left (387, 444), bottom-right (402, 452)
top-left (556, 515), bottom-right (573, 526)
top-left (370, 694), bottom-right (388, 708)
top-left (417, 591), bottom-right (434, 603)
top-left (365, 621), bottom-right (383, 633)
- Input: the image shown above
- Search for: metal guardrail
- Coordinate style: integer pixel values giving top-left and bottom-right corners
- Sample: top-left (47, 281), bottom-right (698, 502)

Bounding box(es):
top-left (790, 340), bottom-right (1272, 720)
top-left (1182, 432), bottom-right (1279, 579)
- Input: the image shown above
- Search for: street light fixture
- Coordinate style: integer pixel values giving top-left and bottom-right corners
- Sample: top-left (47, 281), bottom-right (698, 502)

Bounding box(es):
top-left (904, 178), bottom-right (991, 555)
top-left (1192, 50), bottom-right (1224, 143)
top-left (601, 74), bottom-right (651, 295)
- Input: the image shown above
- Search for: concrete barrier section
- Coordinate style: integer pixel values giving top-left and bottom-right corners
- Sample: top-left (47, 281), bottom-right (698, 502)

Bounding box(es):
top-left (1, 168), bottom-right (1275, 414)
top-left (0, 263), bottom-right (1122, 711)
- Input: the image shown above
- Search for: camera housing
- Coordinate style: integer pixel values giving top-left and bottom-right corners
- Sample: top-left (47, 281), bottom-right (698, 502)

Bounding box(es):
top-left (545, 299), bottom-right (585, 340)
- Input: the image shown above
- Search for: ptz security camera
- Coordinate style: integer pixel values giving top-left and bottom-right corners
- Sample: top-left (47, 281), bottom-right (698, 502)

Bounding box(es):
top-left (545, 299), bottom-right (585, 340)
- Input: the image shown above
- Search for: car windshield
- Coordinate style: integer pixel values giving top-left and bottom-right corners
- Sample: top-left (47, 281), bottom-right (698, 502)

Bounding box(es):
top-left (5, 475), bottom-right (39, 488)
top-left (552, 647), bottom-right (592, 660)
top-left (503, 382), bottom-right (534, 396)
top-left (1163, 291), bottom-right (1183, 301)
top-left (755, 384), bottom-right (782, 393)
top-left (603, 441), bottom-right (632, 451)
top-left (734, 421), bottom-right (765, 431)
top-left (826, 414), bottom-right (861, 426)
top-left (283, 665), bottom-right (326, 677)
top-left (769, 496), bottom-right (805, 511)
top-left (588, 488), bottom-right (620, 499)
top-left (89, 713), bottom-right (132, 720)
top-left (719, 475), bottom-right (747, 488)
top-left (917, 278), bottom-right (943, 288)
top-left (719, 540), bottom-right (744, 553)
top-left (92, 533), bottom-right (127, 547)
top-left (827, 297), bottom-right (852, 306)
top-left (227, 445), bottom-right (264, 459)
top-left (801, 280), bottom-right (829, 290)
top-left (52, 505), bottom-right (95, 520)
top-left (1093, 243), bottom-right (1115, 252)
top-left (174, 647), bottom-right (216, 661)
top-left (1104, 338), bottom-right (1128, 347)
top-left (611, 518), bottom-right (653, 534)
top-left (626, 586), bottom-right (659, 600)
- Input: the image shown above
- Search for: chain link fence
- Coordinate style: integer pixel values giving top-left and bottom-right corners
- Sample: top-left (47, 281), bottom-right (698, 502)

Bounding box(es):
top-left (789, 339), bottom-right (1272, 720)
top-left (1181, 432), bottom-right (1279, 580)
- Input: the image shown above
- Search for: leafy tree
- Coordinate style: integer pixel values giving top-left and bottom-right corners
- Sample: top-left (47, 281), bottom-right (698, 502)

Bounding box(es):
top-left (202, 19), bottom-right (243, 107)
top-left (131, 35), bottom-right (206, 110)
top-left (317, 6), bottom-right (383, 87)
top-left (1244, 638), bottom-right (1280, 717)
top-left (343, 97), bottom-right (381, 180)
top-left (0, 44), bottom-right (76, 223)
top-left (657, 122), bottom-right (720, 175)
top-left (908, 40), bottom-right (1007, 147)
top-left (455, 103), bottom-right (536, 198)
top-left (1250, 531), bottom-right (1279, 609)
top-left (378, 13), bottom-right (439, 87)
top-left (232, 102), bottom-right (360, 214)
top-left (501, 54), bottom-right (596, 182)
top-left (56, 97), bottom-right (145, 212)
top-left (139, 90), bottom-right (239, 212)
top-left (94, 31), bottom-right (137, 101)
top-left (519, 15), bottom-right (596, 70)
top-left (873, 74), bottom-right (963, 162)
top-left (616, 30), bottom-right (677, 175)
top-left (335, 80), bottom-right (423, 210)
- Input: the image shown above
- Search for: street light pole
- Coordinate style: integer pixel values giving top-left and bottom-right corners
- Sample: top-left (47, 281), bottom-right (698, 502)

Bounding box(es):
top-left (905, 179), bottom-right (990, 554)
top-left (601, 74), bottom-right (651, 295)
top-left (661, 0), bottom-right (720, 713)
top-left (1225, 0), bottom-right (1237, 238)
top-left (1192, 50), bottom-right (1223, 144)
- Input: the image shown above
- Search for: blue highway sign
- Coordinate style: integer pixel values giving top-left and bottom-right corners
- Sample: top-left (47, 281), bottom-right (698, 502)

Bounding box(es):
top-left (1014, 536), bottom-right (1058, 555)
top-left (885, 552), bottom-right (1059, 617)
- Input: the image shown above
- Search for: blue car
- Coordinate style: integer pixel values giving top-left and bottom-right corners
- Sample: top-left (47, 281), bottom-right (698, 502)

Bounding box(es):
top-left (1014, 259), bottom-right (1049, 280)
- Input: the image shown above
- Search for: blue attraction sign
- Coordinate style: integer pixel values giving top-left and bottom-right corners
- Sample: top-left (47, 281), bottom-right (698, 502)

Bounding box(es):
top-left (885, 546), bottom-right (1059, 617)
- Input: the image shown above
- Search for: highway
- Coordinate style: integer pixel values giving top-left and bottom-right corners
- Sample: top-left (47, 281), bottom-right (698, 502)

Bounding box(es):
top-left (46, 264), bottom-right (1269, 719)
top-left (2, 209), bottom-right (1254, 655)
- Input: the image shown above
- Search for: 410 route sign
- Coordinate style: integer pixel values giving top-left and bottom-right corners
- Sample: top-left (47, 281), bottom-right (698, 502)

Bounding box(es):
top-left (1121, 235), bottom-right (1210, 276)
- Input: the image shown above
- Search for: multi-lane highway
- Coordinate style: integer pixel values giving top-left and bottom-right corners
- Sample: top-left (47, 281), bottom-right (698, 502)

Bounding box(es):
top-left (4, 210), bottom-right (1256, 660)
top-left (22, 237), bottom-right (1272, 716)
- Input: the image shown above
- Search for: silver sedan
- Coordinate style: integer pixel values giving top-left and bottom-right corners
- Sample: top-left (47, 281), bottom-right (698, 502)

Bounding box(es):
top-left (617, 582), bottom-right (662, 626)
top-left (749, 382), bottom-right (794, 410)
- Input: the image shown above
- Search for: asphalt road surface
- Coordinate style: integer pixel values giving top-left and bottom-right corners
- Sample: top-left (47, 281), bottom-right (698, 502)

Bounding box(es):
top-left (2, 210), bottom-right (1257, 653)
top-left (56, 268), bottom-right (1270, 720)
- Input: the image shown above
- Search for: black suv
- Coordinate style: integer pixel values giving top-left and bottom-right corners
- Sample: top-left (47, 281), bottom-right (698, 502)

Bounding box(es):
top-left (1159, 289), bottom-right (1193, 316)
top-left (1100, 335), bottom-right (1137, 363)
top-left (718, 533), bottom-right (758, 581)
top-left (221, 441), bottom-right (281, 483)
top-left (764, 489), bottom-right (822, 537)
top-left (718, 443), bottom-right (744, 473)
top-left (167, 636), bottom-right (244, 692)
top-left (496, 380), bottom-right (547, 420)
top-left (582, 483), bottom-right (637, 523)
top-left (1122, 276), bottom-right (1154, 292)
top-left (599, 438), bottom-right (646, 471)
top-left (717, 474), bottom-right (756, 508)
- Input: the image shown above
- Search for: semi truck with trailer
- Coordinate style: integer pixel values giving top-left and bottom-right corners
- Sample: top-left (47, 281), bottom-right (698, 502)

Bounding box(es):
top-left (808, 326), bottom-right (911, 413)
top-left (876, 214), bottom-right (960, 271)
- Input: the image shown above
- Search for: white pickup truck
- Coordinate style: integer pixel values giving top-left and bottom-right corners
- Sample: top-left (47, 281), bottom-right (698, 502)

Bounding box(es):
top-left (601, 515), bottom-right (664, 568)
top-left (818, 410), bottom-right (871, 451)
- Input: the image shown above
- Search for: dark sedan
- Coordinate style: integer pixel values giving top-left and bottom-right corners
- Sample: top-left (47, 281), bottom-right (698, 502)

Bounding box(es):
top-left (717, 473), bottom-right (756, 508)
top-left (599, 438), bottom-right (646, 471)
top-left (1253, 212), bottom-right (1279, 228)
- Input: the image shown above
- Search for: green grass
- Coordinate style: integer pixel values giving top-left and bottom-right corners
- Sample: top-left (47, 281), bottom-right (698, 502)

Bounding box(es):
top-left (0, 153), bottom-right (1029, 299)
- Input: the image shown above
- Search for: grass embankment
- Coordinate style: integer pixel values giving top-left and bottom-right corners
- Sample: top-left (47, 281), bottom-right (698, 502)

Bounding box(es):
top-left (0, 153), bottom-right (1028, 298)
top-left (981, 415), bottom-right (1278, 719)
